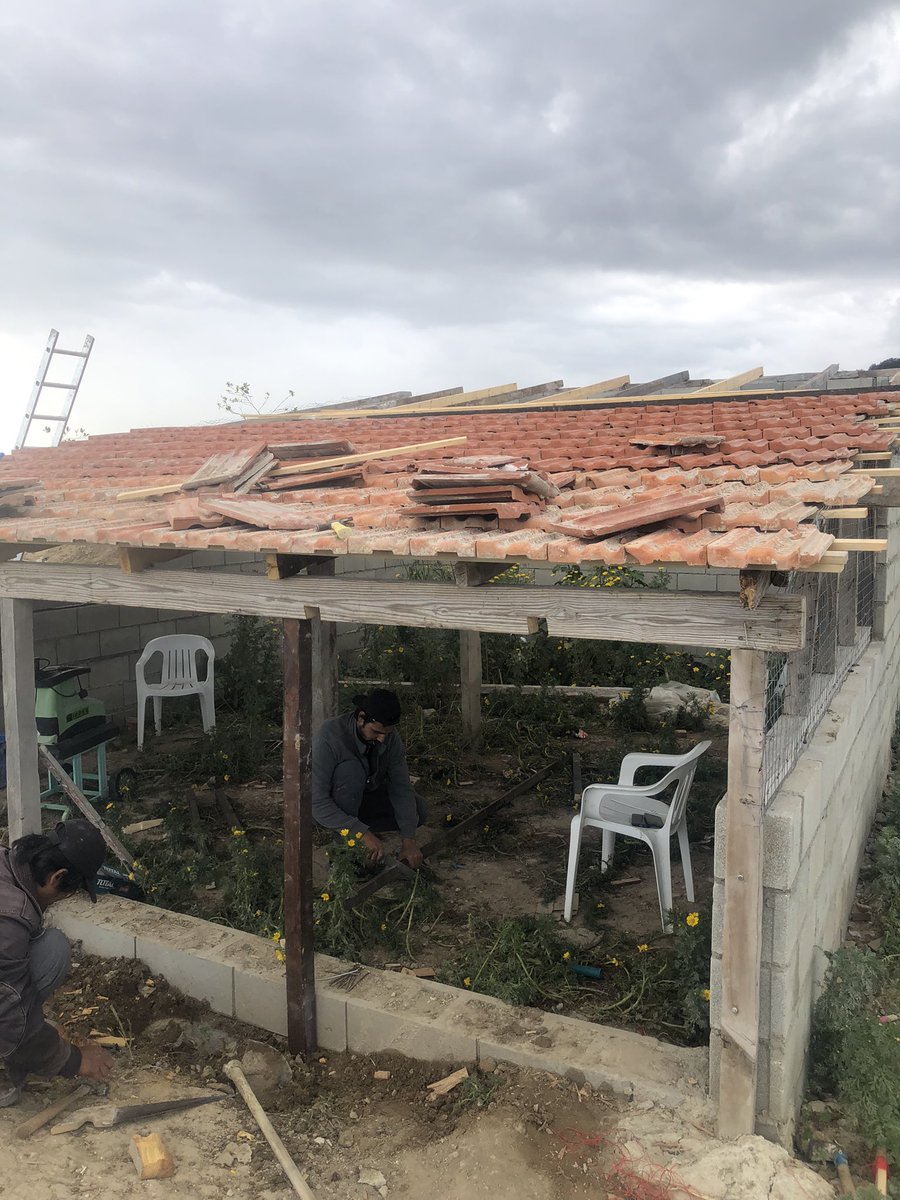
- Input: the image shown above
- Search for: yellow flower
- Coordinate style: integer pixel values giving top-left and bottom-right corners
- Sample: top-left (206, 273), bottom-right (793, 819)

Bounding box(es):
top-left (320, 892), bottom-right (330, 902)
top-left (445, 814), bottom-right (453, 822)
top-left (355, 831), bottom-right (362, 838)
top-left (380, 923), bottom-right (387, 932)
top-left (272, 931), bottom-right (282, 942)
top-left (223, 774), bottom-right (230, 782)
top-left (595, 902), bottom-right (605, 910)
top-left (347, 839), bottom-right (356, 848)
top-left (231, 828), bottom-right (245, 837)
top-left (702, 988), bottom-right (711, 1002)
top-left (463, 977), bottom-right (471, 987)
top-left (686, 912), bottom-right (700, 928)
top-left (608, 957), bottom-right (620, 967)
top-left (561, 951), bottom-right (571, 961)
top-left (275, 949), bottom-right (285, 963)
top-left (105, 802), bottom-right (114, 810)
top-left (637, 944), bottom-right (649, 953)
top-left (482, 824), bottom-right (489, 833)
top-left (340, 828), bottom-right (350, 837)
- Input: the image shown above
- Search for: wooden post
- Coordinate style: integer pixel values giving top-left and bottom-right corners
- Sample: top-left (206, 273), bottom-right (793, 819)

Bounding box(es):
top-left (455, 562), bottom-right (492, 746)
top-left (1, 598), bottom-right (41, 839)
top-left (459, 631), bottom-right (483, 745)
top-left (718, 648), bottom-right (767, 1139)
top-left (282, 617), bottom-right (317, 1057)
top-left (306, 560), bottom-right (338, 734)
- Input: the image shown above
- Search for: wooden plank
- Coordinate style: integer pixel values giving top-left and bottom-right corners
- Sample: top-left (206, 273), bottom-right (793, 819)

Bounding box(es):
top-left (0, 563), bottom-right (807, 651)
top-left (718, 648), bottom-right (766, 1138)
top-left (275, 384), bottom-right (519, 420)
top-left (822, 508), bottom-right (868, 519)
top-left (264, 553), bottom-right (320, 581)
top-left (853, 452), bottom-right (893, 461)
top-left (186, 787), bottom-right (208, 855)
top-left (830, 538), bottom-right (888, 552)
top-left (39, 748), bottom-right (133, 868)
top-left (494, 376), bottom-right (630, 408)
top-left (347, 762), bottom-right (560, 908)
top-left (182, 445), bottom-right (267, 491)
top-left (456, 561), bottom-right (484, 745)
top-left (116, 483), bottom-right (184, 501)
top-left (1, 598), bottom-right (41, 839)
top-left (694, 367), bottom-right (764, 394)
top-left (282, 618), bottom-right (317, 1056)
top-left (307, 560), bottom-right (338, 736)
top-left (268, 436), bottom-right (467, 477)
top-left (848, 468), bottom-right (900, 476)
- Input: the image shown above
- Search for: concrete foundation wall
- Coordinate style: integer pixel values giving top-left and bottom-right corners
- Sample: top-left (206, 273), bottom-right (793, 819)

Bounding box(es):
top-left (709, 503), bottom-right (900, 1143)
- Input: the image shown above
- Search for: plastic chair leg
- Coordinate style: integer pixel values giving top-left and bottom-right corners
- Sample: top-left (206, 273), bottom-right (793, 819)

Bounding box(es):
top-left (152, 696), bottom-right (163, 736)
top-left (650, 839), bottom-right (674, 933)
top-left (601, 829), bottom-right (616, 873)
top-left (198, 690), bottom-right (215, 734)
top-left (677, 822), bottom-right (695, 902)
top-left (563, 818), bottom-right (583, 923)
top-left (137, 694), bottom-right (146, 750)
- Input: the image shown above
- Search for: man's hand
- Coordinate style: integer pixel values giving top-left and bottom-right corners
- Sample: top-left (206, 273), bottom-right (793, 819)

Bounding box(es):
top-left (77, 1042), bottom-right (114, 1083)
top-left (361, 831), bottom-right (385, 865)
top-left (400, 838), bottom-right (424, 870)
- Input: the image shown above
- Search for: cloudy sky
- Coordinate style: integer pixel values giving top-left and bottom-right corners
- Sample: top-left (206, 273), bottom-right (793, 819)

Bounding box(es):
top-left (1, 0), bottom-right (899, 452)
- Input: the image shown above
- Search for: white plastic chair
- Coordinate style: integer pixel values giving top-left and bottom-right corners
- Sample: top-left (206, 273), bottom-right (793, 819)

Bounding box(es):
top-left (563, 740), bottom-right (711, 932)
top-left (136, 635), bottom-right (216, 749)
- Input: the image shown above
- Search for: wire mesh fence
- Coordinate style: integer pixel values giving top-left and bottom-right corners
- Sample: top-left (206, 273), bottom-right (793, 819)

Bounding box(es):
top-left (762, 508), bottom-right (878, 805)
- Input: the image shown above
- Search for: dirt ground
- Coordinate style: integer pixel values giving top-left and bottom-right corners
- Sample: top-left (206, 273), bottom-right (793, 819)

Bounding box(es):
top-left (0, 954), bottom-right (834, 1200)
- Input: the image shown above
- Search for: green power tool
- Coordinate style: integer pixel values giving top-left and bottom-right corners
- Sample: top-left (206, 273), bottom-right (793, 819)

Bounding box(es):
top-left (34, 660), bottom-right (108, 748)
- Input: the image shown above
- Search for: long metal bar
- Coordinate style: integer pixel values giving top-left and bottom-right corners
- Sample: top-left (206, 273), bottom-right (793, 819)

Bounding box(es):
top-left (282, 618), bottom-right (317, 1056)
top-left (347, 761), bottom-right (560, 908)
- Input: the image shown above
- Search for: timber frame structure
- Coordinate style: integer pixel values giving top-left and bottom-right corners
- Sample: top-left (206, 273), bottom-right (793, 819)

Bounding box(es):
top-left (2, 367), bottom-right (899, 1141)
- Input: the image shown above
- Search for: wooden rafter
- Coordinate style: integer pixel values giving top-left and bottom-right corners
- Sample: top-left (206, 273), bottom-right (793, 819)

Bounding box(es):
top-left (694, 367), bottom-right (764, 395)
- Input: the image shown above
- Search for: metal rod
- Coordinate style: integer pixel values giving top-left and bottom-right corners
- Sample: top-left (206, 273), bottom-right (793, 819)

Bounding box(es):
top-left (282, 618), bottom-right (317, 1056)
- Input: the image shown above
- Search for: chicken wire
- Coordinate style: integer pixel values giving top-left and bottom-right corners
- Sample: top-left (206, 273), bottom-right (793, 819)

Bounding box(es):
top-left (762, 508), bottom-right (878, 806)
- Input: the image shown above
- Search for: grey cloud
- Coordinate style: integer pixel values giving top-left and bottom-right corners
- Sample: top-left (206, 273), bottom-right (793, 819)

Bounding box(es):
top-left (0, 0), bottom-right (898, 332)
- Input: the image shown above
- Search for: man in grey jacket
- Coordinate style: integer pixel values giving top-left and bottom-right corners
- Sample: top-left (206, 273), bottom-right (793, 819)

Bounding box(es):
top-left (1, 820), bottom-right (114, 1106)
top-left (312, 689), bottom-right (426, 868)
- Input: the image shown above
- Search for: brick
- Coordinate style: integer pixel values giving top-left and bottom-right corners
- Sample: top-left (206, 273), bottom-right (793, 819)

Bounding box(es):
top-left (33, 606), bottom-right (79, 639)
top-left (98, 625), bottom-right (143, 656)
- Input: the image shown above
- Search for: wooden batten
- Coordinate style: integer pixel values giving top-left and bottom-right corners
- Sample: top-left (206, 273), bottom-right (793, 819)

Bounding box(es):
top-left (0, 598), bottom-right (41, 839)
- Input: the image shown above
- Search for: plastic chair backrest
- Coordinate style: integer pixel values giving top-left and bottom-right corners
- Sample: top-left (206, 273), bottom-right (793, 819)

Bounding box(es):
top-left (138, 635), bottom-right (214, 685)
top-left (658, 740), bottom-right (711, 830)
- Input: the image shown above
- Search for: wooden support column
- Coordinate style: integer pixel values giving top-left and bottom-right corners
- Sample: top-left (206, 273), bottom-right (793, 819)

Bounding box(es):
top-left (306, 560), bottom-right (338, 734)
top-left (718, 649), bottom-right (767, 1138)
top-left (455, 563), bottom-right (492, 746)
top-left (1, 598), bottom-right (41, 839)
top-left (282, 617), bottom-right (317, 1057)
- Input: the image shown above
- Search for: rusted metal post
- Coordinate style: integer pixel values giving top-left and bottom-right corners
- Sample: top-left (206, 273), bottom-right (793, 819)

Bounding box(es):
top-left (282, 617), bottom-right (317, 1057)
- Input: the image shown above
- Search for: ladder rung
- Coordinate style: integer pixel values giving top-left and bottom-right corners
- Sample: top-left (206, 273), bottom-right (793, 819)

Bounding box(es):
top-left (31, 412), bottom-right (68, 421)
top-left (37, 381), bottom-right (76, 389)
top-left (52, 349), bottom-right (90, 358)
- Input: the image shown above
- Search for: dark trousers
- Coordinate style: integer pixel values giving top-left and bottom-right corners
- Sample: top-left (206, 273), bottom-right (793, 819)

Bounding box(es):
top-left (358, 784), bottom-right (428, 834)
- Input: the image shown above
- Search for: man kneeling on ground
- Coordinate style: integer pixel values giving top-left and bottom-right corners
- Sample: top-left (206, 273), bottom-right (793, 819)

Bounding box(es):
top-left (1, 821), bottom-right (115, 1107)
top-left (312, 689), bottom-right (426, 868)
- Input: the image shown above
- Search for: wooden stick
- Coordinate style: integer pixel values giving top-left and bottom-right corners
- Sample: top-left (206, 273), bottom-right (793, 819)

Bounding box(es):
top-left (223, 1061), bottom-right (316, 1200)
top-left (822, 508), bottom-right (868, 519)
top-left (830, 539), bottom-right (887, 552)
top-left (39, 747), bottom-right (133, 869)
top-left (116, 483), bottom-right (184, 501)
top-left (14, 1084), bottom-right (91, 1139)
top-left (268, 436), bottom-right (467, 476)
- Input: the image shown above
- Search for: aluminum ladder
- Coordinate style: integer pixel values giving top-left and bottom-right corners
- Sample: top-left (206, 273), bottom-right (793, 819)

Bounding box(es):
top-left (15, 328), bottom-right (94, 449)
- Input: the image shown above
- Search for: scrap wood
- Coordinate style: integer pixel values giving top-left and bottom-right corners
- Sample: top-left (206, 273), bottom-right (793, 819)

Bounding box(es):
top-left (548, 489), bottom-right (726, 540)
top-left (427, 1067), bottom-right (468, 1097)
top-left (38, 747), bottom-right (133, 869)
top-left (260, 466), bottom-right (366, 491)
top-left (88, 1031), bottom-right (131, 1046)
top-left (121, 817), bottom-right (165, 835)
top-left (224, 1060), bottom-right (317, 1200)
top-left (130, 1132), bottom-right (176, 1180)
top-left (232, 451), bottom-right (277, 494)
top-left (268, 435), bottom-right (468, 477)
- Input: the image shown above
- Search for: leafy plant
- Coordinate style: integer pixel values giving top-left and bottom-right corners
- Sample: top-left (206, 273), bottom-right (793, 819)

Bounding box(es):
top-left (442, 914), bottom-right (576, 1006)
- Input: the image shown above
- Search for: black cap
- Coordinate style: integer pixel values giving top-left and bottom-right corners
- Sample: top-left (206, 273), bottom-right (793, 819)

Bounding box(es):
top-left (47, 820), bottom-right (106, 903)
top-left (352, 688), bottom-right (402, 726)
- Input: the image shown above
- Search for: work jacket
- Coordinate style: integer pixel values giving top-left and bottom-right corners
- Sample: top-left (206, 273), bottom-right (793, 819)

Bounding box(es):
top-left (0, 847), bottom-right (79, 1078)
top-left (312, 712), bottom-right (419, 839)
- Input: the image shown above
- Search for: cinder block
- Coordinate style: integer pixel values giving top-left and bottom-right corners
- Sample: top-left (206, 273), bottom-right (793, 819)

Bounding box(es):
top-left (175, 616), bottom-right (213, 637)
top-left (115, 606), bottom-right (161, 628)
top-left (135, 935), bottom-right (235, 1017)
top-left (34, 606), bottom-right (79, 639)
top-left (85, 655), bottom-right (134, 689)
top-left (715, 573), bottom-right (740, 594)
top-left (99, 626), bottom-right (142, 656)
top-left (762, 792), bottom-right (804, 891)
top-left (672, 572), bottom-right (709, 592)
top-left (345, 991), bottom-right (478, 1062)
top-left (713, 797), bottom-right (727, 880)
top-left (50, 907), bottom-right (137, 960)
top-left (775, 758), bottom-right (823, 860)
top-left (54, 632), bottom-right (101, 662)
top-left (77, 604), bottom-right (124, 635)
top-left (232, 964), bottom-right (349, 1051)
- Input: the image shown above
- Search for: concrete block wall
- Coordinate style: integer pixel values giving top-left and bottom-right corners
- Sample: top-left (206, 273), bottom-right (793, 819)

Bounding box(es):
top-left (709, 505), bottom-right (900, 1144)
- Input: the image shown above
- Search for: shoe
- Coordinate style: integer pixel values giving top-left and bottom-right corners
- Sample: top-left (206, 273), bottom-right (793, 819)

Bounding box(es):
top-left (0, 1083), bottom-right (22, 1108)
